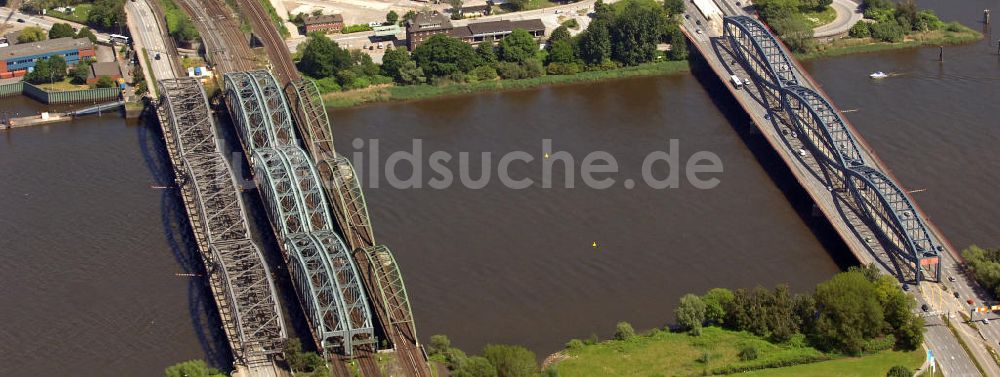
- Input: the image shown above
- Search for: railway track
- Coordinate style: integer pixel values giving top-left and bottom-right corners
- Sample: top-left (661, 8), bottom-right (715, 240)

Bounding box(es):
top-left (176, 0), bottom-right (256, 74)
top-left (237, 0), bottom-right (299, 84)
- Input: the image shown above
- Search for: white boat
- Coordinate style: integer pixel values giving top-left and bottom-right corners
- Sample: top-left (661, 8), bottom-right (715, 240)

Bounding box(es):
top-left (870, 71), bottom-right (888, 79)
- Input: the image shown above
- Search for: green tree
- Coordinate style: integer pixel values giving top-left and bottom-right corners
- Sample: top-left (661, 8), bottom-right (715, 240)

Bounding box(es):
top-left (497, 29), bottom-right (537, 63)
top-left (412, 34), bottom-right (480, 77)
top-left (284, 338), bottom-right (307, 371)
top-left (453, 356), bottom-right (497, 377)
top-left (164, 360), bottom-right (226, 377)
top-left (810, 270), bottom-right (886, 355)
top-left (26, 58), bottom-right (51, 84)
top-left (675, 293), bottom-right (706, 335)
top-left (297, 33), bottom-right (353, 78)
top-left (71, 59), bottom-right (93, 84)
top-left (577, 21), bottom-right (611, 65)
top-left (547, 25), bottom-right (571, 47)
top-left (849, 22), bottom-right (871, 38)
top-left (386, 10), bottom-right (399, 25)
top-left (664, 0), bottom-right (684, 15)
top-left (428, 334), bottom-right (452, 356)
top-left (609, 2), bottom-right (664, 65)
top-left (397, 61), bottom-right (427, 84)
top-left (76, 27), bottom-right (98, 43)
top-left (614, 321), bottom-right (636, 340)
top-left (87, 0), bottom-right (126, 30)
top-left (545, 39), bottom-right (576, 65)
top-left (886, 365), bottom-right (912, 377)
top-left (702, 288), bottom-right (733, 326)
top-left (770, 14), bottom-right (815, 53)
top-left (18, 26), bottom-right (47, 43)
top-left (476, 41), bottom-right (497, 65)
top-left (49, 23), bottom-right (76, 39)
top-left (894, 0), bottom-right (918, 30)
top-left (963, 246), bottom-right (1000, 297)
top-left (95, 75), bottom-right (115, 88)
top-left (482, 344), bottom-right (538, 377)
top-left (792, 293), bottom-right (817, 333)
top-left (381, 48), bottom-right (412, 82)
top-left (767, 285), bottom-right (797, 343)
top-left (666, 27), bottom-right (688, 60)
top-left (403, 10), bottom-right (418, 24)
top-left (870, 20), bottom-right (905, 42)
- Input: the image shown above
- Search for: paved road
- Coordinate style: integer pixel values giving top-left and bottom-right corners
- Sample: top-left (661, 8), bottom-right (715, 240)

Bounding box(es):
top-left (814, 0), bottom-right (863, 38)
top-left (0, 7), bottom-right (111, 43)
top-left (125, 0), bottom-right (178, 85)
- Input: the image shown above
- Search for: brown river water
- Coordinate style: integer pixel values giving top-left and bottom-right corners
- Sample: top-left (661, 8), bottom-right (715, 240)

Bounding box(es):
top-left (1, 0), bottom-right (997, 374)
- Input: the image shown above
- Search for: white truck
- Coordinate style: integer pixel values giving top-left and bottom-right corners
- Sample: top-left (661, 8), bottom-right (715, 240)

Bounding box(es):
top-left (730, 74), bottom-right (744, 89)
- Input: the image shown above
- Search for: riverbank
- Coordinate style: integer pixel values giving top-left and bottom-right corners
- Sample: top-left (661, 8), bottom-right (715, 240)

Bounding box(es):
top-left (320, 23), bottom-right (981, 109)
top-left (544, 326), bottom-right (925, 376)
top-left (320, 60), bottom-right (690, 108)
top-left (798, 24), bottom-right (982, 60)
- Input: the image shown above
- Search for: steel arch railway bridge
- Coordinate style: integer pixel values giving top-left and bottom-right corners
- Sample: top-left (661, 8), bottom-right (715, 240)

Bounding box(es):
top-left (156, 78), bottom-right (287, 371)
top-left (223, 70), bottom-right (378, 357)
top-left (719, 15), bottom-right (943, 282)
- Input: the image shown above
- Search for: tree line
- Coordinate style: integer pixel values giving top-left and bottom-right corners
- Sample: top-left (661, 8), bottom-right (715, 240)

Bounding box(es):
top-left (294, 0), bottom-right (690, 93)
top-left (963, 246), bottom-right (1000, 298)
top-left (426, 334), bottom-right (554, 377)
top-left (848, 0), bottom-right (949, 42)
top-left (673, 265), bottom-right (924, 356)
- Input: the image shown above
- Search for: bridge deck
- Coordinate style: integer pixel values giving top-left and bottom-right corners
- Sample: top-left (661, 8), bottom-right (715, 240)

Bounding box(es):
top-left (156, 78), bottom-right (288, 375)
top-left (681, 6), bottom-right (949, 283)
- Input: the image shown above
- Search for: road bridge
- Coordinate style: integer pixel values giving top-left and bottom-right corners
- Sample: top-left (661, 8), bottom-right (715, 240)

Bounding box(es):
top-left (679, 2), bottom-right (989, 375)
top-left (223, 70), bottom-right (377, 359)
top-left (157, 77), bottom-right (289, 376)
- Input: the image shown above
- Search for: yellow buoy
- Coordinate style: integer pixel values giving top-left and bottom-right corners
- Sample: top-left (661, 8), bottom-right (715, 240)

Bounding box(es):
top-left (544, 153), bottom-right (550, 159)
top-left (592, 241), bottom-right (597, 248)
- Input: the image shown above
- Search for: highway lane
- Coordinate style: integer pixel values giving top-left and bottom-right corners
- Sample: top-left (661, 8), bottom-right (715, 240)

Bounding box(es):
top-left (125, 0), bottom-right (179, 83)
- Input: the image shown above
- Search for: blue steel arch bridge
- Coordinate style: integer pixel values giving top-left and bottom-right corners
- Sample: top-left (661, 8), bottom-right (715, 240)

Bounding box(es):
top-left (714, 15), bottom-right (944, 283)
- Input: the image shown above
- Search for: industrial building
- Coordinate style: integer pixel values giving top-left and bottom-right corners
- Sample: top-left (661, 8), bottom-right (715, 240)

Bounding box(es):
top-left (0, 37), bottom-right (95, 77)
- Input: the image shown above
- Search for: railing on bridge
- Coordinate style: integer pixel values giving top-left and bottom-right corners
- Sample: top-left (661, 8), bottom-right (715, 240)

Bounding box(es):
top-left (223, 70), bottom-right (375, 356)
top-left (721, 15), bottom-right (942, 283)
top-left (157, 78), bottom-right (287, 366)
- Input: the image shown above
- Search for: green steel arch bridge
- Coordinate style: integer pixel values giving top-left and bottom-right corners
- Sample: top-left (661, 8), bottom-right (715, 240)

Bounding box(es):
top-left (223, 70), bottom-right (427, 377)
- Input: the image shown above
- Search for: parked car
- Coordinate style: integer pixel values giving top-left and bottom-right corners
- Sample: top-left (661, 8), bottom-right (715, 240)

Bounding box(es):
top-left (949, 276), bottom-right (957, 282)
top-left (902, 284), bottom-right (910, 291)
top-left (921, 304), bottom-right (929, 312)
top-left (155, 53), bottom-right (161, 60)
top-left (955, 292), bottom-right (961, 298)
top-left (16, 18), bottom-right (24, 23)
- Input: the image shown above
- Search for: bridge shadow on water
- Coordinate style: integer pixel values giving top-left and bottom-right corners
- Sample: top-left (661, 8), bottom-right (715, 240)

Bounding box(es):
top-left (685, 43), bottom-right (857, 271)
top-left (136, 106), bottom-right (233, 371)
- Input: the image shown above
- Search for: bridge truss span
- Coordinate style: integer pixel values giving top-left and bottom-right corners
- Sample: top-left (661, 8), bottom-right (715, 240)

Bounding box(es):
top-left (288, 79), bottom-right (336, 160)
top-left (156, 78), bottom-right (287, 368)
top-left (721, 16), bottom-right (942, 282)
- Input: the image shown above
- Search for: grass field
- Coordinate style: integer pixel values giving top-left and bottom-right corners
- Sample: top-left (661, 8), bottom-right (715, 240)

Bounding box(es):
top-left (802, 6), bottom-right (837, 28)
top-left (549, 327), bottom-right (928, 377)
top-left (742, 350), bottom-right (925, 377)
top-left (35, 78), bottom-right (90, 91)
top-left (552, 327), bottom-right (830, 377)
top-left (45, 4), bottom-right (92, 24)
top-left (321, 60), bottom-right (690, 108)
